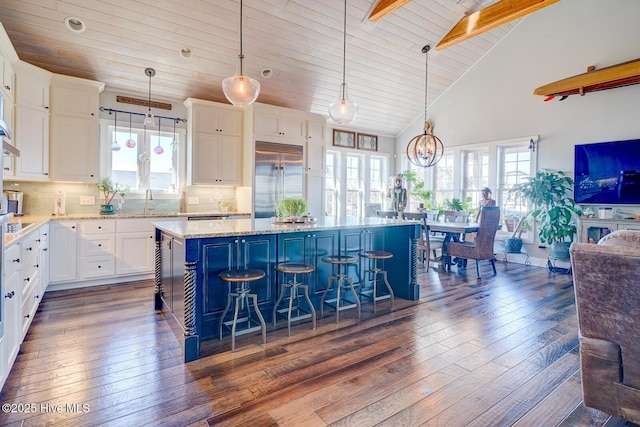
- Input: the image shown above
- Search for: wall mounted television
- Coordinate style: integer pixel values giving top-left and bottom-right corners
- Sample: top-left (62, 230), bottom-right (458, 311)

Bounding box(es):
top-left (574, 138), bottom-right (640, 204)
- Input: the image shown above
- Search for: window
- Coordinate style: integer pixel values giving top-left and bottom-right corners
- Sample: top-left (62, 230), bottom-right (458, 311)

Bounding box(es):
top-left (368, 155), bottom-right (387, 208)
top-left (325, 151), bottom-right (340, 216)
top-left (102, 119), bottom-right (184, 193)
top-left (431, 136), bottom-right (537, 240)
top-left (345, 154), bottom-right (363, 217)
top-left (498, 144), bottom-right (532, 239)
top-left (325, 148), bottom-right (390, 218)
top-left (462, 149), bottom-right (490, 209)
top-left (433, 152), bottom-right (454, 206)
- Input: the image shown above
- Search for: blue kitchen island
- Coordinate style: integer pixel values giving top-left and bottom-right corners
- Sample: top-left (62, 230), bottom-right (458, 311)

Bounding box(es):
top-left (152, 217), bottom-right (420, 362)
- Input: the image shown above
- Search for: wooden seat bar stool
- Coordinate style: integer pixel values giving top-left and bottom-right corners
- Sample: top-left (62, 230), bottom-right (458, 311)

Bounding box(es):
top-left (359, 250), bottom-right (395, 313)
top-left (320, 255), bottom-right (361, 323)
top-left (272, 263), bottom-right (317, 336)
top-left (218, 268), bottom-right (267, 352)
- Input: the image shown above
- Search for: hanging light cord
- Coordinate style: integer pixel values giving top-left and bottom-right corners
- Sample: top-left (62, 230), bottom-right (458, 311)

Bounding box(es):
top-left (239, 0), bottom-right (245, 75)
top-left (341, 0), bottom-right (347, 88)
top-left (422, 45), bottom-right (431, 130)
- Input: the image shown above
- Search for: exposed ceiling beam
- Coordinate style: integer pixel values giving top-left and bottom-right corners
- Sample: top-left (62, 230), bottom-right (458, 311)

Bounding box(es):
top-left (435, 0), bottom-right (560, 50)
top-left (368, 0), bottom-right (413, 22)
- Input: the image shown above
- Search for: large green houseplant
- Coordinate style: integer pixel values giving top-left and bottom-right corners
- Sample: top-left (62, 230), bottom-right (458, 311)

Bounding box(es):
top-left (400, 170), bottom-right (435, 209)
top-left (509, 170), bottom-right (582, 258)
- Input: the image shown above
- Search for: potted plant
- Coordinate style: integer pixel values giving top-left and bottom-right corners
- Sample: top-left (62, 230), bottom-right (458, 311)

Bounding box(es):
top-left (504, 215), bottom-right (531, 253)
top-left (400, 170), bottom-right (435, 210)
top-left (96, 177), bottom-right (130, 215)
top-left (509, 170), bottom-right (582, 258)
top-left (275, 196), bottom-right (308, 218)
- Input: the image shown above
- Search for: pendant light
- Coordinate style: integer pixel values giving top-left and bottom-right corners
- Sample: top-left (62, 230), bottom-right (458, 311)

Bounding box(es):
top-left (143, 67), bottom-right (156, 127)
top-left (222, 0), bottom-right (260, 107)
top-left (111, 110), bottom-right (121, 151)
top-left (406, 45), bottom-right (443, 168)
top-left (154, 117), bottom-right (164, 155)
top-left (125, 113), bottom-right (136, 148)
top-left (328, 0), bottom-right (358, 125)
top-left (171, 119), bottom-right (178, 150)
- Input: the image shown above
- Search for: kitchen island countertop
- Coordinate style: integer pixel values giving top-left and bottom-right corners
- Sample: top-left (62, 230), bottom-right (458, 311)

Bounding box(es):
top-left (152, 216), bottom-right (414, 239)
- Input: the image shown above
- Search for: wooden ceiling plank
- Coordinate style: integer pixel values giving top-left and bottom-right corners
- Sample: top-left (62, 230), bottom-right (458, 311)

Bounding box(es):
top-left (368, 0), bottom-right (413, 22)
top-left (435, 0), bottom-right (560, 50)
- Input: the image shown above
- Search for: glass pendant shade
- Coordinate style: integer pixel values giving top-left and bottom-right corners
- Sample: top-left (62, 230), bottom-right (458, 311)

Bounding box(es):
top-left (329, 83), bottom-right (358, 124)
top-left (222, 0), bottom-right (260, 107)
top-left (222, 69), bottom-right (260, 107)
top-left (143, 111), bottom-right (155, 127)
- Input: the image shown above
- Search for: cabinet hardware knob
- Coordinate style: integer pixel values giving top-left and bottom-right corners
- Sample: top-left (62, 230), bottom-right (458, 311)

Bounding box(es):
top-left (25, 314), bottom-right (30, 319)
top-left (45, 106), bottom-right (49, 109)
top-left (34, 264), bottom-right (39, 268)
top-left (26, 247), bottom-right (32, 251)
top-left (98, 244), bottom-right (102, 247)
top-left (24, 277), bottom-right (29, 282)
top-left (44, 172), bottom-right (48, 175)
top-left (13, 258), bottom-right (19, 263)
top-left (98, 265), bottom-right (102, 268)
top-left (43, 248), bottom-right (47, 251)
top-left (35, 294), bottom-right (39, 299)
top-left (5, 291), bottom-right (14, 299)
top-left (3, 167), bottom-right (9, 171)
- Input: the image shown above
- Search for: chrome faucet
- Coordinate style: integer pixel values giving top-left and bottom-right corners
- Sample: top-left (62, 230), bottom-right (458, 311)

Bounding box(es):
top-left (144, 188), bottom-right (155, 214)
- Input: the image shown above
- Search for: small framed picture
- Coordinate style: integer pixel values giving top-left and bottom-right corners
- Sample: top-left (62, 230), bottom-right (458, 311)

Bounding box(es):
top-left (357, 133), bottom-right (378, 151)
top-left (333, 129), bottom-right (356, 148)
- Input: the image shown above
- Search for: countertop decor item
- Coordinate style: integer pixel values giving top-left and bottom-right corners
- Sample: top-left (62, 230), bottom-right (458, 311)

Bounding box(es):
top-left (222, 0), bottom-right (260, 107)
top-left (328, 0), bottom-right (358, 125)
top-left (275, 197), bottom-right (308, 219)
top-left (97, 177), bottom-right (130, 215)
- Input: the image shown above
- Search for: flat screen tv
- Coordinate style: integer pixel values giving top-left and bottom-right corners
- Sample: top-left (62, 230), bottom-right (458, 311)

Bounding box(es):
top-left (574, 138), bottom-right (640, 204)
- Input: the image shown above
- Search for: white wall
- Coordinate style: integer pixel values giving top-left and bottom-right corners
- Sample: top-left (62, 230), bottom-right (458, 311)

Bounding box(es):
top-left (396, 0), bottom-right (640, 264)
top-left (398, 0), bottom-right (640, 169)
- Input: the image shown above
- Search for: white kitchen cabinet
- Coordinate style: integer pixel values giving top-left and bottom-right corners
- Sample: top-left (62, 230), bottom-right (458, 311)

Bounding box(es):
top-left (184, 98), bottom-right (243, 186)
top-left (49, 221), bottom-right (78, 283)
top-left (115, 219), bottom-right (154, 275)
top-left (0, 53), bottom-right (15, 101)
top-left (2, 95), bottom-right (15, 176)
top-left (307, 119), bottom-right (326, 144)
top-left (20, 230), bottom-right (41, 339)
top-left (254, 108), bottom-right (305, 141)
top-left (49, 75), bottom-right (104, 182)
top-left (13, 64), bottom-right (50, 181)
top-left (78, 219), bottom-right (116, 279)
top-left (2, 243), bottom-right (21, 387)
top-left (38, 223), bottom-right (49, 295)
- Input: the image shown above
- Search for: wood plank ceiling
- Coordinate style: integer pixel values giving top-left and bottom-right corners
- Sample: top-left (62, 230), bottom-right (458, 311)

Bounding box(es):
top-left (0, 0), bottom-right (528, 137)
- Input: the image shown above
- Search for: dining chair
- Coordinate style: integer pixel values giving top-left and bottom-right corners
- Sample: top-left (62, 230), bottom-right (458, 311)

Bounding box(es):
top-left (402, 212), bottom-right (431, 268)
top-left (443, 210), bottom-right (471, 223)
top-left (446, 206), bottom-right (500, 278)
top-left (376, 210), bottom-right (399, 219)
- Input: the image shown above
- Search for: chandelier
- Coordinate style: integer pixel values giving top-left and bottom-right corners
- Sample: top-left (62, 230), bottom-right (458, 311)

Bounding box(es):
top-left (406, 45), bottom-right (443, 168)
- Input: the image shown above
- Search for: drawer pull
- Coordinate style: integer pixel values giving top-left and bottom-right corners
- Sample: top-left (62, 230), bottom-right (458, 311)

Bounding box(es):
top-left (98, 244), bottom-right (102, 247)
top-left (13, 258), bottom-right (20, 263)
top-left (5, 291), bottom-right (15, 299)
top-left (24, 314), bottom-right (30, 319)
top-left (24, 277), bottom-right (30, 282)
top-left (25, 247), bottom-right (33, 251)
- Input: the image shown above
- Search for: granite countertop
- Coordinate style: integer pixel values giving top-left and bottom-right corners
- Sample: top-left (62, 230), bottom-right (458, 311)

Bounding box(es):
top-left (3, 212), bottom-right (251, 247)
top-left (152, 216), bottom-right (416, 239)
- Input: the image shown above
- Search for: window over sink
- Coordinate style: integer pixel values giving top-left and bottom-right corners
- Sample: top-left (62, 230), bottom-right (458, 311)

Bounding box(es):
top-left (100, 119), bottom-right (186, 193)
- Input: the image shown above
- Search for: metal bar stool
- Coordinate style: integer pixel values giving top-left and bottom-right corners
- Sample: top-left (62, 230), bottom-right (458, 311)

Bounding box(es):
top-left (272, 263), bottom-right (317, 336)
top-left (359, 250), bottom-right (395, 313)
top-left (320, 255), bottom-right (361, 323)
top-left (218, 268), bottom-right (267, 352)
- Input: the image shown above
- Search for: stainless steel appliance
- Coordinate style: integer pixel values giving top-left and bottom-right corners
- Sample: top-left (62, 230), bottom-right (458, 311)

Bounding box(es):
top-left (4, 190), bottom-right (23, 216)
top-left (254, 141), bottom-right (304, 218)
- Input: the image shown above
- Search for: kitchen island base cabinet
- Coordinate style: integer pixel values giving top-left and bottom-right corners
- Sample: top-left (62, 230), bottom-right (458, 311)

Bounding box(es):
top-left (153, 218), bottom-right (419, 362)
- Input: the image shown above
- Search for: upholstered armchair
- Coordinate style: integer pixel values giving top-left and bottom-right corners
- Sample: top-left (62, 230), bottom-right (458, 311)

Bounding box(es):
top-left (446, 206), bottom-right (500, 278)
top-left (570, 230), bottom-right (640, 423)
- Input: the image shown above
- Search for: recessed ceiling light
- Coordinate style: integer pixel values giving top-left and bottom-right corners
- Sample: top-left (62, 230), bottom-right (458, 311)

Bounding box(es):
top-left (64, 17), bottom-right (86, 33)
top-left (261, 68), bottom-right (273, 79)
top-left (180, 48), bottom-right (192, 59)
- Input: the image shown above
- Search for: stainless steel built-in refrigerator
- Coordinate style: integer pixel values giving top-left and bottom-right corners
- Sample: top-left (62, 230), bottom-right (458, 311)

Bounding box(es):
top-left (254, 141), bottom-right (304, 218)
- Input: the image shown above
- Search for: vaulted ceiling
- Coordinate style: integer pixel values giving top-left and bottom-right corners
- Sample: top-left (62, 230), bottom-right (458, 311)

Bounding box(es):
top-left (0, 0), bottom-right (527, 137)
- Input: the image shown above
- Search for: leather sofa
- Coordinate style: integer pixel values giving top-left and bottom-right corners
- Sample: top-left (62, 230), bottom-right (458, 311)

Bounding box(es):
top-left (570, 230), bottom-right (640, 423)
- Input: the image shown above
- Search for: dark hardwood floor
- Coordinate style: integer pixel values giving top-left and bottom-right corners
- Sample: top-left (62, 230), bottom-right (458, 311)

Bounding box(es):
top-left (0, 261), bottom-right (629, 426)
